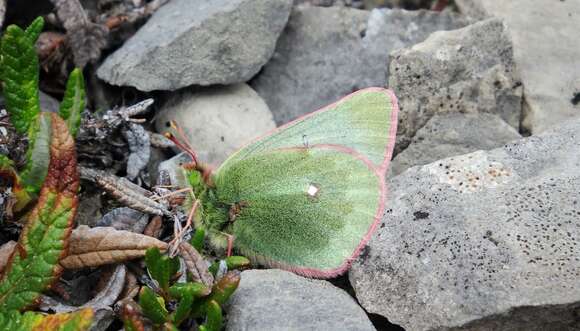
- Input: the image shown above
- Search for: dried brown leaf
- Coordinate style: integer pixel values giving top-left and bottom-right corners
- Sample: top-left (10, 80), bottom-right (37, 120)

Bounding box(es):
top-left (0, 241), bottom-right (16, 274)
top-left (143, 215), bottom-right (163, 238)
top-left (96, 207), bottom-right (149, 233)
top-left (60, 225), bottom-right (167, 269)
top-left (178, 242), bottom-right (214, 287)
top-left (80, 167), bottom-right (169, 216)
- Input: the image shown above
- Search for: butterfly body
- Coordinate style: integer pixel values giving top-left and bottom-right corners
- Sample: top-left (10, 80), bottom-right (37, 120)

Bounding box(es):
top-left (185, 88), bottom-right (398, 278)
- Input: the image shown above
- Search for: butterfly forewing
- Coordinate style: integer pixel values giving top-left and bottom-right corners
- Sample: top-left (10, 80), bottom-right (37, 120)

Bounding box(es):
top-left (219, 88), bottom-right (398, 172)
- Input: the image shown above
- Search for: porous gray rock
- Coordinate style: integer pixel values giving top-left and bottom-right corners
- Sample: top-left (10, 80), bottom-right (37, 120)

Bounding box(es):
top-left (455, 0), bottom-right (580, 134)
top-left (226, 269), bottom-right (376, 331)
top-left (350, 117), bottom-right (580, 330)
top-left (252, 6), bottom-right (466, 125)
top-left (389, 18), bottom-right (522, 151)
top-left (97, 0), bottom-right (292, 91)
top-left (390, 113), bottom-right (521, 177)
top-left (155, 84), bottom-right (276, 166)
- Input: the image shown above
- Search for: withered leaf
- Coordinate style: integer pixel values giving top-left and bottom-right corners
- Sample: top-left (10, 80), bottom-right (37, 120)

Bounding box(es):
top-left (178, 242), bottom-right (214, 287)
top-left (96, 207), bottom-right (149, 234)
top-left (60, 225), bottom-right (167, 269)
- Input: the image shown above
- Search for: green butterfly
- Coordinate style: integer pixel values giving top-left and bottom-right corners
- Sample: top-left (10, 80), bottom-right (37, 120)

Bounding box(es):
top-left (169, 88), bottom-right (399, 278)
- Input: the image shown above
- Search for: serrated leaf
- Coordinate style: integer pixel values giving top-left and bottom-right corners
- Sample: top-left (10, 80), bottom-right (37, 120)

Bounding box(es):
top-left (60, 226), bottom-right (168, 269)
top-left (0, 114), bottom-right (78, 311)
top-left (59, 68), bottom-right (85, 137)
top-left (145, 248), bottom-right (179, 293)
top-left (24, 17), bottom-right (44, 44)
top-left (139, 287), bottom-right (168, 324)
top-left (0, 308), bottom-right (92, 331)
top-left (0, 21), bottom-right (41, 134)
top-left (170, 290), bottom-right (193, 326)
top-left (202, 300), bottom-right (223, 331)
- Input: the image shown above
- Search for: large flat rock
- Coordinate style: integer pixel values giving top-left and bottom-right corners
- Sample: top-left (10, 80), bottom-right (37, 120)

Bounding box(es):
top-left (389, 18), bottom-right (522, 151)
top-left (252, 6), bottom-right (466, 125)
top-left (97, 0), bottom-right (292, 91)
top-left (351, 117), bottom-right (580, 330)
top-left (390, 113), bottom-right (521, 177)
top-left (456, 0), bottom-right (580, 134)
top-left (226, 269), bottom-right (376, 331)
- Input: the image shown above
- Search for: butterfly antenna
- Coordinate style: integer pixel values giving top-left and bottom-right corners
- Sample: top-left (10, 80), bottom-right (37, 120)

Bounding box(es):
top-left (164, 121), bottom-right (198, 167)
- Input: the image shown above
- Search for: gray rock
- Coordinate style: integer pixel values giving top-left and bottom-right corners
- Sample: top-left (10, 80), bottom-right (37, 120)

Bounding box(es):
top-left (252, 6), bottom-right (467, 125)
top-left (390, 113), bottom-right (521, 177)
top-left (155, 84), bottom-right (276, 166)
top-left (455, 0), bottom-right (580, 134)
top-left (389, 18), bottom-right (522, 151)
top-left (97, 0), bottom-right (292, 91)
top-left (226, 269), bottom-right (375, 331)
top-left (350, 118), bottom-right (580, 330)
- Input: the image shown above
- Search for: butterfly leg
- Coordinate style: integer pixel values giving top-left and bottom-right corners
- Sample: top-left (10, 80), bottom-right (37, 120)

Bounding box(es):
top-left (226, 234), bottom-right (234, 257)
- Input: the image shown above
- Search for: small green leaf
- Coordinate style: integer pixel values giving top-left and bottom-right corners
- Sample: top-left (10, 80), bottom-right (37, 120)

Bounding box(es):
top-left (0, 308), bottom-right (93, 331)
top-left (190, 228), bottom-right (205, 252)
top-left (170, 290), bottom-right (193, 326)
top-left (138, 287), bottom-right (168, 324)
top-left (202, 300), bottom-right (223, 331)
top-left (0, 22), bottom-right (41, 135)
top-left (59, 68), bottom-right (85, 137)
top-left (168, 282), bottom-right (211, 300)
top-left (19, 112), bottom-right (51, 195)
top-left (24, 17), bottom-right (44, 44)
top-left (145, 247), bottom-right (180, 292)
top-left (209, 256), bottom-right (250, 276)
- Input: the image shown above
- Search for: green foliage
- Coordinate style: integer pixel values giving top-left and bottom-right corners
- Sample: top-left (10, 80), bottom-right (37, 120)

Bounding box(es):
top-left (0, 308), bottom-right (93, 331)
top-left (0, 18), bottom-right (42, 135)
top-left (208, 256), bottom-right (250, 276)
top-left (59, 68), bottom-right (85, 137)
top-left (0, 114), bottom-right (78, 311)
top-left (145, 247), bottom-right (180, 293)
top-left (134, 248), bottom-right (240, 330)
top-left (0, 17), bottom-right (90, 331)
top-left (0, 17), bottom-right (86, 200)
top-left (190, 228), bottom-right (205, 251)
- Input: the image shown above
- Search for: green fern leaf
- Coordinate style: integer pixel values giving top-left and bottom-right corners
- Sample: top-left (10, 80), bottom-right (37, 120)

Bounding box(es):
top-left (0, 22), bottom-right (41, 135)
top-left (59, 68), bottom-right (85, 137)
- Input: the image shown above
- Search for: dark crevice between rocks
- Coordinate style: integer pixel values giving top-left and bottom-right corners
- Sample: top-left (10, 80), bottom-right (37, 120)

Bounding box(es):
top-left (330, 274), bottom-right (406, 331)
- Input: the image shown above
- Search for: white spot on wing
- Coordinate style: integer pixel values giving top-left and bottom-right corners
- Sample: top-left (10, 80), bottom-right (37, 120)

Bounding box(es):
top-left (307, 184), bottom-right (319, 197)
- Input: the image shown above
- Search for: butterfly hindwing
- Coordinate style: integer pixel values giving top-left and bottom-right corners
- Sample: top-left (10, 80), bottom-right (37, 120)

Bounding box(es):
top-left (213, 145), bottom-right (384, 277)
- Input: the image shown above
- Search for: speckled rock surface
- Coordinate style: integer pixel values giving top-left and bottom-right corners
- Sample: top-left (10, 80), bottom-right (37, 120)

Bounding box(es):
top-left (389, 18), bottom-right (522, 151)
top-left (252, 6), bottom-right (466, 125)
top-left (226, 269), bottom-right (376, 331)
top-left (390, 113), bottom-right (521, 177)
top-left (97, 0), bottom-right (292, 91)
top-left (154, 84), bottom-right (276, 166)
top-left (350, 117), bottom-right (580, 331)
top-left (455, 0), bottom-right (580, 134)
